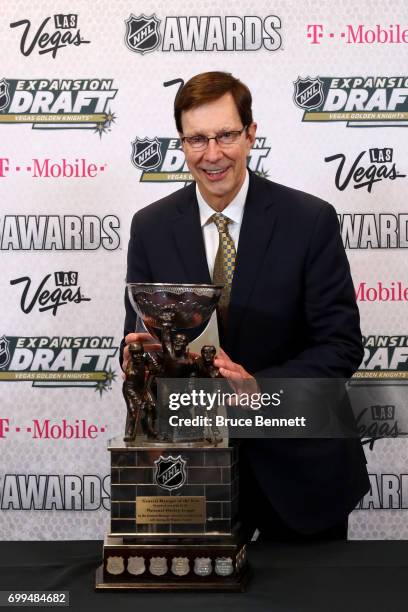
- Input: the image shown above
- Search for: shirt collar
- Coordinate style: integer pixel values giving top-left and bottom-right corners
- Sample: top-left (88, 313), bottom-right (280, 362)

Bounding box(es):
top-left (196, 170), bottom-right (249, 227)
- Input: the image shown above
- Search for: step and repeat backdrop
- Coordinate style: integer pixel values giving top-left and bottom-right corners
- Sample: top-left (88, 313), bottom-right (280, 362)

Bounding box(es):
top-left (1, 0), bottom-right (408, 540)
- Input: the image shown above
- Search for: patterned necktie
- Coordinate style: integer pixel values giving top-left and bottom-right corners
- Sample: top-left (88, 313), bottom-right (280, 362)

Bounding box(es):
top-left (211, 213), bottom-right (236, 333)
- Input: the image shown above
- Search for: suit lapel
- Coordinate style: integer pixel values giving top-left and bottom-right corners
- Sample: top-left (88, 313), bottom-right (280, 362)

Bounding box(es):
top-left (171, 184), bottom-right (212, 284)
top-left (227, 172), bottom-right (278, 346)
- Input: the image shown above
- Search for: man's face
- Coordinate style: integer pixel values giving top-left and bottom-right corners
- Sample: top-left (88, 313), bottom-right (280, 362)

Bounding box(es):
top-left (180, 93), bottom-right (257, 210)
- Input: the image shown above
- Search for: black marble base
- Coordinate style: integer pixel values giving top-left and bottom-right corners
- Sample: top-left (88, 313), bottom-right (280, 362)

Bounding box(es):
top-left (109, 440), bottom-right (239, 536)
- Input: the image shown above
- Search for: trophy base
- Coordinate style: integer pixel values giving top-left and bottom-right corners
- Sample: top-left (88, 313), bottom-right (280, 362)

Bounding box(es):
top-left (95, 532), bottom-right (249, 592)
top-left (94, 565), bottom-right (250, 592)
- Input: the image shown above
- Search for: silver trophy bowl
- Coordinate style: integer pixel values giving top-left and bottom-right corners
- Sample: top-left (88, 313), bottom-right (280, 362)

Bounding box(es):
top-left (127, 282), bottom-right (223, 340)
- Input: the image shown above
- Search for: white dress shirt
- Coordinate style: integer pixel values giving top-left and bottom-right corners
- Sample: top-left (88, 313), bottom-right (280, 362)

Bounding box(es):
top-left (196, 170), bottom-right (249, 278)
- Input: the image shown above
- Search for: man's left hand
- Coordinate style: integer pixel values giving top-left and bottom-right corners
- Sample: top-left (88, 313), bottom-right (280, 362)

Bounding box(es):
top-left (214, 348), bottom-right (259, 396)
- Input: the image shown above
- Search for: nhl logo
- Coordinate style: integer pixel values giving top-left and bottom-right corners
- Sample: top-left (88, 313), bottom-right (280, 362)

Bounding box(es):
top-left (0, 336), bottom-right (10, 369)
top-left (0, 79), bottom-right (10, 112)
top-left (293, 77), bottom-right (323, 110)
top-left (131, 137), bottom-right (162, 171)
top-left (154, 455), bottom-right (186, 491)
top-left (125, 14), bottom-right (161, 54)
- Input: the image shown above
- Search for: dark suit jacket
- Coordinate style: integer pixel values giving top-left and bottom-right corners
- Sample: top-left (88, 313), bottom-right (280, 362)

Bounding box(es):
top-left (123, 171), bottom-right (370, 533)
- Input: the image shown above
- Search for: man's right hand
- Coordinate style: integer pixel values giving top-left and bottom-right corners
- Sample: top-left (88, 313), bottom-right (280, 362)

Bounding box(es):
top-left (122, 332), bottom-right (161, 371)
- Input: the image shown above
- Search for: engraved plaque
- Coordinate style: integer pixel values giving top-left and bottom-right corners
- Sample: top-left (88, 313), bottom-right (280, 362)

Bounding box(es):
top-left (150, 557), bottom-right (167, 576)
top-left (136, 496), bottom-right (205, 524)
top-left (171, 557), bottom-right (190, 576)
top-left (127, 556), bottom-right (146, 575)
top-left (215, 557), bottom-right (234, 576)
top-left (194, 557), bottom-right (212, 576)
top-left (106, 556), bottom-right (125, 575)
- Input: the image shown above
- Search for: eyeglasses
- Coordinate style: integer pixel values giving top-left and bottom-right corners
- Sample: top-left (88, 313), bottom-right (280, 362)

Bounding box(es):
top-left (181, 126), bottom-right (247, 150)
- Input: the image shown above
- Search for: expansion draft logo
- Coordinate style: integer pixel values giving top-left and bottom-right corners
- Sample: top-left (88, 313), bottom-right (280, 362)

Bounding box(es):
top-left (131, 136), bottom-right (271, 182)
top-left (0, 336), bottom-right (118, 395)
top-left (354, 336), bottom-right (408, 378)
top-left (124, 13), bottom-right (282, 54)
top-left (0, 79), bottom-right (117, 137)
top-left (293, 76), bottom-right (408, 126)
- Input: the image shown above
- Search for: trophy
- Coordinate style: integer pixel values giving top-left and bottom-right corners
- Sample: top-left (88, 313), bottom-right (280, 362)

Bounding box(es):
top-left (95, 283), bottom-right (249, 591)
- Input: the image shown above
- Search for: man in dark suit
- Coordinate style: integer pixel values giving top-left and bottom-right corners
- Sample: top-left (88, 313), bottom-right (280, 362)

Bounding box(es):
top-left (122, 71), bottom-right (370, 541)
